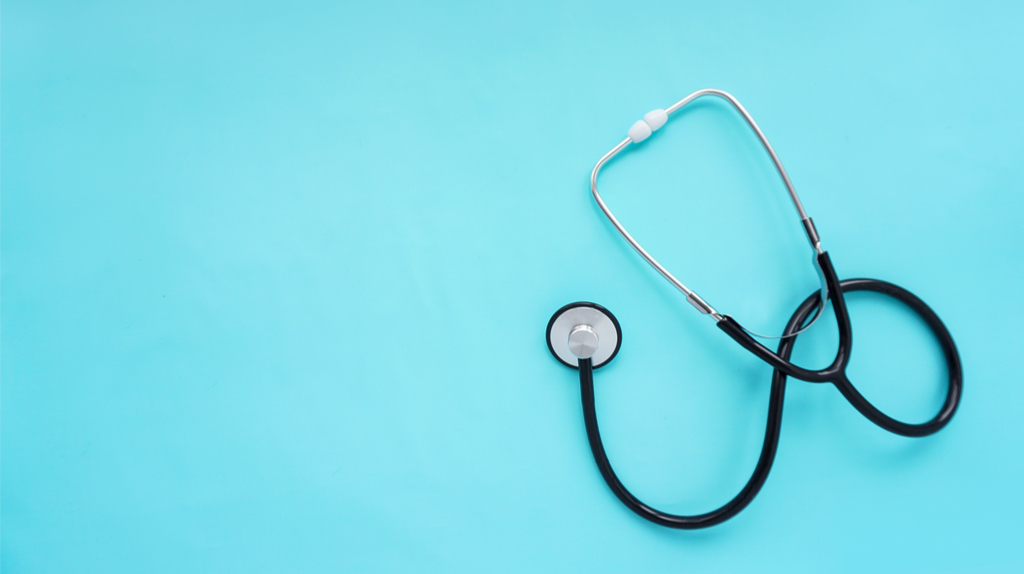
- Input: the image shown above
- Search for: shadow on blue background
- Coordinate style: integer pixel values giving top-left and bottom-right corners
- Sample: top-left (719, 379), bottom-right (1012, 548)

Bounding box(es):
top-left (3, 1), bottom-right (1023, 572)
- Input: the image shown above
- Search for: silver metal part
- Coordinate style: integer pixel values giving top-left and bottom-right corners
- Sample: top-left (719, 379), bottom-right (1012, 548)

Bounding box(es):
top-left (568, 325), bottom-right (599, 359)
top-left (802, 217), bottom-right (823, 254)
top-left (686, 292), bottom-right (716, 316)
top-left (589, 88), bottom-right (825, 338)
top-left (548, 305), bottom-right (620, 368)
top-left (590, 138), bottom-right (716, 315)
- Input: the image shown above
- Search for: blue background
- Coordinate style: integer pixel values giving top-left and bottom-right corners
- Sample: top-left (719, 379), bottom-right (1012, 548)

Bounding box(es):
top-left (4, 1), bottom-right (1023, 572)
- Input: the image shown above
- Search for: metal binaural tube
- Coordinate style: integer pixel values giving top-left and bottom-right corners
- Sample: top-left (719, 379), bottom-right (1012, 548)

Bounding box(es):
top-left (589, 88), bottom-right (828, 336)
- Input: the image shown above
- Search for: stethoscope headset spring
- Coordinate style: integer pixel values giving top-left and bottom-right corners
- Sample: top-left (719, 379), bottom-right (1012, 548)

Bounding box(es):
top-left (546, 89), bottom-right (963, 530)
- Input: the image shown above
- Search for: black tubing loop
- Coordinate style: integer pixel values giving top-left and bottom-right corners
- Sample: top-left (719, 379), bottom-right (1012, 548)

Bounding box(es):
top-left (578, 357), bottom-right (785, 529)
top-left (717, 252), bottom-right (852, 383)
top-left (779, 278), bottom-right (962, 437)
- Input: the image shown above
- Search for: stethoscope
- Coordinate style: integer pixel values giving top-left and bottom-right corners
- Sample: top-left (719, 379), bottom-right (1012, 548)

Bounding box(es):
top-left (546, 89), bottom-right (963, 529)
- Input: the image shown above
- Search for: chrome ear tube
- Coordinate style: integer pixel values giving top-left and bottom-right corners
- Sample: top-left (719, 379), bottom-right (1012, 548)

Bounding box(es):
top-left (589, 88), bottom-right (828, 339)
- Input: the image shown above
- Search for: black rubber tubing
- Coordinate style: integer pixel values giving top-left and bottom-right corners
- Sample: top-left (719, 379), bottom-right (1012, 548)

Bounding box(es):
top-left (776, 277), bottom-right (962, 437)
top-left (577, 278), bottom-right (962, 528)
top-left (716, 252), bottom-right (853, 383)
top-left (578, 355), bottom-right (785, 529)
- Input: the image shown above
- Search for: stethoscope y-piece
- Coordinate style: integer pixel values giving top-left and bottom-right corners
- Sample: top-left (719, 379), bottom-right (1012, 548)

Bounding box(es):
top-left (547, 89), bottom-right (962, 529)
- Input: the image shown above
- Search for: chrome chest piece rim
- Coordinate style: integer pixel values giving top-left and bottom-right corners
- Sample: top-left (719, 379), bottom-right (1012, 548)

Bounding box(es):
top-left (546, 302), bottom-right (622, 369)
top-left (589, 88), bottom-right (828, 339)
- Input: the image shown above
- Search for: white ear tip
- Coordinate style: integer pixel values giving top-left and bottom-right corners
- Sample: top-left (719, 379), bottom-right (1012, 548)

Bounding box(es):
top-left (628, 120), bottom-right (652, 143)
top-left (644, 109), bottom-right (668, 131)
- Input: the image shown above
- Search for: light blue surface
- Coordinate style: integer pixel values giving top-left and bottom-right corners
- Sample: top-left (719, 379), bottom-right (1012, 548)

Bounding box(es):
top-left (4, 1), bottom-right (1024, 572)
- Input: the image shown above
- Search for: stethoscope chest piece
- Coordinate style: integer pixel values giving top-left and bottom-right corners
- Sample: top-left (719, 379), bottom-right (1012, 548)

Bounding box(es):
top-left (546, 302), bottom-right (621, 369)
